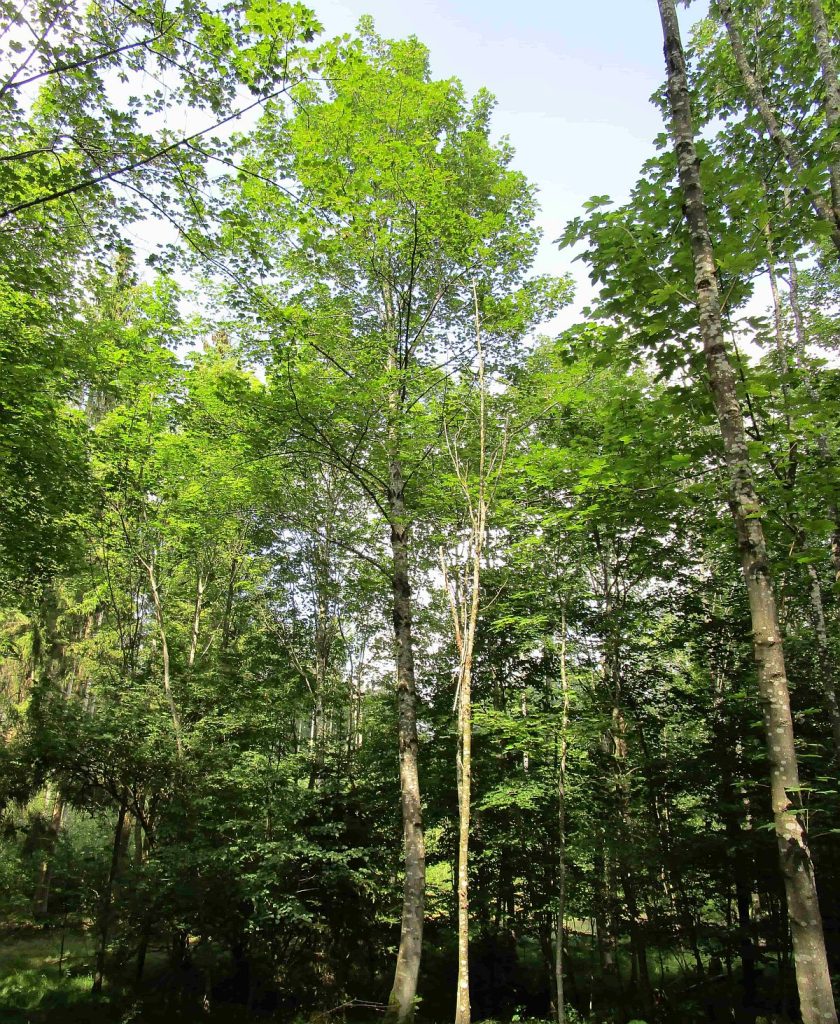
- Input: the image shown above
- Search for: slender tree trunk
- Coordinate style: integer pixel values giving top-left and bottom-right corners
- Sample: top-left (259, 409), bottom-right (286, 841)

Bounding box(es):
top-left (765, 242), bottom-right (840, 755)
top-left (763, 229), bottom-right (791, 420)
top-left (787, 253), bottom-right (840, 589)
top-left (444, 286), bottom-right (499, 1024)
top-left (220, 555), bottom-right (239, 656)
top-left (455, 619), bottom-right (474, 1024)
top-left (657, 5), bottom-right (838, 1021)
top-left (716, 0), bottom-right (840, 252)
top-left (733, 871), bottom-right (758, 1023)
top-left (93, 794), bottom-right (128, 995)
top-left (554, 605), bottom-right (570, 1024)
top-left (144, 558), bottom-right (183, 756)
top-left (33, 794), bottom-right (64, 917)
top-left (807, 0), bottom-right (840, 226)
top-left (445, 529), bottom-right (482, 1024)
top-left (595, 853), bottom-right (617, 979)
top-left (385, 464), bottom-right (425, 1024)
top-left (807, 565), bottom-right (840, 758)
top-left (310, 530), bottom-right (331, 788)
top-left (187, 571), bottom-right (206, 670)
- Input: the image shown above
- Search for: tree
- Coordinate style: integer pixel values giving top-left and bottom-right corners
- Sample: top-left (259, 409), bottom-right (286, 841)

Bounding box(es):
top-left (656, 3), bottom-right (837, 1021)
top-left (225, 23), bottom-right (568, 1021)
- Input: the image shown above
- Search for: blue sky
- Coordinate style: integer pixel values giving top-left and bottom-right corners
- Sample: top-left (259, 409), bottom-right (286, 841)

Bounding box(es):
top-left (311, 1), bottom-right (709, 325)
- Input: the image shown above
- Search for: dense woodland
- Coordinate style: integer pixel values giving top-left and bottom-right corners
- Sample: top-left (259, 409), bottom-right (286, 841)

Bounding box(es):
top-left (1, 1), bottom-right (840, 1023)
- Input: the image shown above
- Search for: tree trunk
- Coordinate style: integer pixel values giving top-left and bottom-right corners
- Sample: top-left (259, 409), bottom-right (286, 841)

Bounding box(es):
top-left (144, 558), bottom-right (183, 757)
top-left (807, 565), bottom-right (840, 758)
top-left (554, 605), bottom-right (570, 1024)
top-left (187, 571), bottom-right (206, 670)
top-left (445, 286), bottom-right (496, 1024)
top-left (32, 792), bottom-right (64, 917)
top-left (309, 530), bottom-right (331, 789)
top-left (449, 522), bottom-right (484, 1024)
top-left (93, 794), bottom-right (128, 995)
top-left (808, 0), bottom-right (840, 227)
top-left (787, 252), bottom-right (840, 595)
top-left (657, 4), bottom-right (837, 1022)
top-left (385, 462), bottom-right (425, 1024)
top-left (455, 639), bottom-right (473, 1024)
top-left (765, 238), bottom-right (840, 757)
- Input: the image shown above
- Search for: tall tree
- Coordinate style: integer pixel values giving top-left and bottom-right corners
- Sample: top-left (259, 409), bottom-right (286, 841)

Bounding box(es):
top-left (225, 24), bottom-right (568, 1021)
top-left (656, 3), bottom-right (837, 1021)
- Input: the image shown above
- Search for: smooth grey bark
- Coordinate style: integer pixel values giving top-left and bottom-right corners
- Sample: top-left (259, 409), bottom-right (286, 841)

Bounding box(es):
top-left (657, 3), bottom-right (838, 1022)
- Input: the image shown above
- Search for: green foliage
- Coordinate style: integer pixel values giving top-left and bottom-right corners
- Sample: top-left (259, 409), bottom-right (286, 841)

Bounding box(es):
top-left (0, 5), bottom-right (839, 1024)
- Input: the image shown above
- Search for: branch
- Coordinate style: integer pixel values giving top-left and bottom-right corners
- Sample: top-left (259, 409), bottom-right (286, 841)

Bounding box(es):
top-left (0, 79), bottom-right (302, 220)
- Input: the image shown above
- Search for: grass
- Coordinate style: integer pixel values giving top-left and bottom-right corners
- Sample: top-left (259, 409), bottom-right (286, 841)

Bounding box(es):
top-left (0, 927), bottom-right (118, 1023)
top-left (0, 926), bottom-right (97, 977)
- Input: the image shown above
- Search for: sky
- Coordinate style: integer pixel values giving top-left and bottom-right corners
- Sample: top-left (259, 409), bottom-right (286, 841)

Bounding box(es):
top-left (306, 0), bottom-right (708, 327)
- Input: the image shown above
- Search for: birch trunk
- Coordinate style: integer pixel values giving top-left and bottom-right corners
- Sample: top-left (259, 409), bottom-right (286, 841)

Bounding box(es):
top-left (657, 4), bottom-right (837, 1021)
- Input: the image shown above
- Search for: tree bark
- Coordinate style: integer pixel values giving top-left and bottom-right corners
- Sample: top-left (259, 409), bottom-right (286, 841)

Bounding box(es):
top-left (32, 793), bottom-right (64, 917)
top-left (807, 0), bottom-right (840, 227)
top-left (93, 794), bottom-right (128, 995)
top-left (187, 571), bottom-right (206, 670)
top-left (554, 605), bottom-right (570, 1024)
top-left (309, 528), bottom-right (331, 788)
top-left (144, 557), bottom-right (183, 757)
top-left (807, 564), bottom-right (840, 758)
top-left (454, 597), bottom-right (474, 1024)
top-left (657, 4), bottom-right (838, 1022)
top-left (445, 283), bottom-right (493, 1024)
top-left (385, 461), bottom-right (425, 1024)
top-left (764, 239), bottom-right (840, 757)
top-left (787, 251), bottom-right (840, 591)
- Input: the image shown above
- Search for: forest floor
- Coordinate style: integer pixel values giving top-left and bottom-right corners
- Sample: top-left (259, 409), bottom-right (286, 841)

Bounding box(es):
top-left (0, 927), bottom-right (793, 1024)
top-left (0, 926), bottom-right (102, 1022)
top-left (0, 927), bottom-right (171, 1023)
